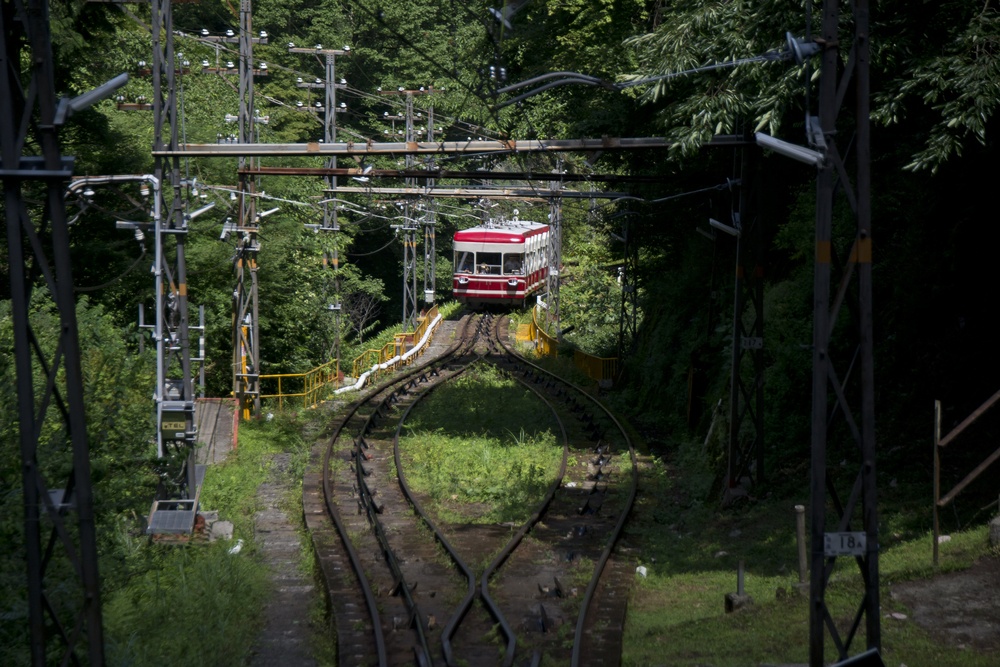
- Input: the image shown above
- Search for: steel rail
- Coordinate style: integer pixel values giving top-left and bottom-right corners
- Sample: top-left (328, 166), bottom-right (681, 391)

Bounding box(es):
top-left (349, 316), bottom-right (481, 664)
top-left (388, 317), bottom-right (571, 666)
top-left (494, 322), bottom-right (638, 667)
top-left (322, 410), bottom-right (388, 667)
top-left (320, 314), bottom-right (474, 665)
top-left (391, 361), bottom-right (478, 667)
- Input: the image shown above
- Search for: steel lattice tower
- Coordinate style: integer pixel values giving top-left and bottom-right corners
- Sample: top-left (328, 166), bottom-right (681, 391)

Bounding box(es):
top-left (151, 0), bottom-right (199, 502)
top-left (232, 0), bottom-right (261, 418)
top-left (1, 1), bottom-right (106, 662)
top-left (809, 0), bottom-right (879, 663)
top-left (545, 181), bottom-right (563, 332)
top-left (725, 142), bottom-right (765, 493)
top-left (379, 86), bottom-right (438, 329)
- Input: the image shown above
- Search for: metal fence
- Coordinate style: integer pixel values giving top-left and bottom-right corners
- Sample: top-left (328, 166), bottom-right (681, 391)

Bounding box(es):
top-left (259, 358), bottom-right (342, 410)
top-left (259, 306), bottom-right (443, 411)
top-left (519, 306), bottom-right (619, 384)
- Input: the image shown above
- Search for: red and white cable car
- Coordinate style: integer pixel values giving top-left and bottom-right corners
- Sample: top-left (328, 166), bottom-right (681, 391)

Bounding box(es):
top-left (453, 221), bottom-right (549, 307)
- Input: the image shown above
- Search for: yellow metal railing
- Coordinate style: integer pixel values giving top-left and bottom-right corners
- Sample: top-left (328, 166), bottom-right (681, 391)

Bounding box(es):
top-left (351, 305), bottom-right (440, 383)
top-left (260, 358), bottom-right (342, 410)
top-left (256, 306), bottom-right (442, 412)
top-left (527, 305), bottom-right (558, 357)
top-left (573, 349), bottom-right (620, 383)
top-left (524, 305), bottom-right (619, 384)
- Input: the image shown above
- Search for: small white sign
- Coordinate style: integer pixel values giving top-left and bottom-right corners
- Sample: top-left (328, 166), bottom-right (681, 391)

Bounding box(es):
top-left (824, 531), bottom-right (867, 557)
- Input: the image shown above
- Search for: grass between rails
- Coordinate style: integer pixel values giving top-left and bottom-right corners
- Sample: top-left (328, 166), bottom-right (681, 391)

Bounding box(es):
top-left (398, 363), bottom-right (563, 525)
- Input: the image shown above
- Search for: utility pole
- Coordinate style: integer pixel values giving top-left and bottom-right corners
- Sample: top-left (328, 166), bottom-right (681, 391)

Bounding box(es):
top-left (202, 5), bottom-right (269, 419)
top-left (380, 86), bottom-right (440, 329)
top-left (546, 169), bottom-right (564, 334)
top-left (422, 108), bottom-right (440, 307)
top-left (290, 44), bottom-right (350, 370)
top-left (0, 2), bottom-right (124, 661)
top-left (145, 0), bottom-right (203, 531)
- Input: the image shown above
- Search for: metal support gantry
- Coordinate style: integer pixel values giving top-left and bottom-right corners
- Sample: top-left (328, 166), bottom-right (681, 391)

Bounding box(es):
top-left (809, 1), bottom-right (879, 663)
top-left (545, 176), bottom-right (564, 334)
top-left (232, 0), bottom-right (266, 419)
top-left (199, 16), bottom-right (270, 420)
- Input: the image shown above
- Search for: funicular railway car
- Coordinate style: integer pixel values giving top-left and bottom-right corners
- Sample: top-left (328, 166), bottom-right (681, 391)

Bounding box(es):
top-left (453, 221), bottom-right (549, 307)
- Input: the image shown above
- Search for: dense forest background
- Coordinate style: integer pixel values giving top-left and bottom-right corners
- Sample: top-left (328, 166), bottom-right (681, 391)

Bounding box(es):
top-left (3, 0), bottom-right (1000, 660)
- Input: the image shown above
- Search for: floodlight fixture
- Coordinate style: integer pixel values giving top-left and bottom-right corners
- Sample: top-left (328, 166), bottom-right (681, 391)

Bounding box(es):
top-left (709, 217), bottom-right (740, 237)
top-left (55, 72), bottom-right (129, 125)
top-left (185, 202), bottom-right (216, 221)
top-left (786, 31), bottom-right (821, 66)
top-left (806, 115), bottom-right (827, 151)
top-left (755, 132), bottom-right (825, 167)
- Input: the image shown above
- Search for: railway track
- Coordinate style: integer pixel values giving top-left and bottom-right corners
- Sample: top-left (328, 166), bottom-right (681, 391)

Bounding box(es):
top-left (303, 313), bottom-right (637, 666)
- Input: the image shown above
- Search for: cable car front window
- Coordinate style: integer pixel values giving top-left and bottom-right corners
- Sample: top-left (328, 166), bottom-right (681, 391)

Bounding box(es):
top-left (476, 252), bottom-right (501, 275)
top-left (503, 253), bottom-right (524, 275)
top-left (455, 251), bottom-right (474, 274)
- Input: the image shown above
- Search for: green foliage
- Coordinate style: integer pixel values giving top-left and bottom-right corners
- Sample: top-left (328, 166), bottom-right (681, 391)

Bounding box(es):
top-left (103, 541), bottom-right (269, 667)
top-left (200, 411), bottom-right (308, 538)
top-left (623, 448), bottom-right (997, 666)
top-left (0, 294), bottom-right (157, 661)
top-left (558, 201), bottom-right (634, 357)
top-left (629, 1), bottom-right (1000, 170)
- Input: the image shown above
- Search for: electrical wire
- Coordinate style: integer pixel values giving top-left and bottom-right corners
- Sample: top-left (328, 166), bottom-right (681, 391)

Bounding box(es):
top-left (74, 246), bottom-right (148, 292)
top-left (346, 234), bottom-right (399, 257)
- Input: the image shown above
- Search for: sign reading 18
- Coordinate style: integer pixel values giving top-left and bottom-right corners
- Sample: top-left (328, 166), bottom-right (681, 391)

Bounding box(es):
top-left (824, 531), bottom-right (867, 557)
